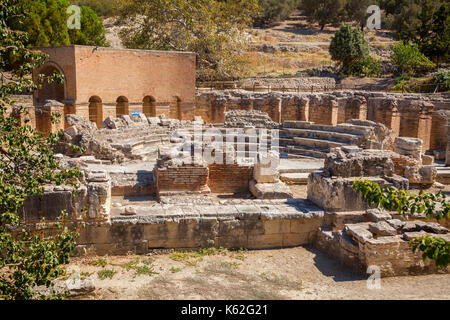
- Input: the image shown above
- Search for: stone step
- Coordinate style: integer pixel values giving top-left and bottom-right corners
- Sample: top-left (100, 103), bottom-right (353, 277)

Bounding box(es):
top-left (292, 137), bottom-right (346, 149)
top-left (280, 172), bottom-right (309, 185)
top-left (283, 121), bottom-right (370, 136)
top-left (279, 146), bottom-right (327, 158)
top-left (278, 158), bottom-right (324, 173)
top-left (280, 128), bottom-right (360, 144)
top-left (436, 167), bottom-right (450, 184)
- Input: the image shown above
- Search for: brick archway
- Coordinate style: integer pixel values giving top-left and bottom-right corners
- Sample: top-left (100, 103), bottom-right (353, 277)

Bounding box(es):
top-left (143, 96), bottom-right (156, 117)
top-left (89, 96), bottom-right (103, 128)
top-left (169, 96), bottom-right (181, 120)
top-left (116, 96), bottom-right (129, 117)
top-left (35, 65), bottom-right (65, 105)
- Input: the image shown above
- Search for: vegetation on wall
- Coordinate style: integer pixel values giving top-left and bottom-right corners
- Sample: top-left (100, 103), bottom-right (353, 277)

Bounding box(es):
top-left (1, 0), bottom-right (83, 299)
top-left (352, 180), bottom-right (450, 268)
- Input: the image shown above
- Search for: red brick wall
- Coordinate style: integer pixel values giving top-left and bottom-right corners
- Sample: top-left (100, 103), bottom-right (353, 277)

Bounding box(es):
top-left (155, 166), bottom-right (209, 192)
top-left (207, 164), bottom-right (253, 193)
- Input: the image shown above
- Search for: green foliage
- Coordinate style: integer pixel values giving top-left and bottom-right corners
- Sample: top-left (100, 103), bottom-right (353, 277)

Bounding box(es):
top-left (10, 0), bottom-right (107, 47)
top-left (71, 0), bottom-right (118, 17)
top-left (117, 0), bottom-right (260, 81)
top-left (330, 24), bottom-right (369, 66)
top-left (97, 269), bottom-right (116, 280)
top-left (300, 0), bottom-right (345, 30)
top-left (352, 180), bottom-right (450, 269)
top-left (433, 69), bottom-right (450, 91)
top-left (341, 55), bottom-right (382, 77)
top-left (392, 42), bottom-right (436, 75)
top-left (411, 236), bottom-right (450, 268)
top-left (329, 24), bottom-right (381, 77)
top-left (68, 6), bottom-right (108, 46)
top-left (343, 0), bottom-right (373, 29)
top-left (352, 180), bottom-right (449, 220)
top-left (253, 0), bottom-right (301, 27)
top-left (0, 0), bottom-right (83, 300)
top-left (381, 0), bottom-right (449, 63)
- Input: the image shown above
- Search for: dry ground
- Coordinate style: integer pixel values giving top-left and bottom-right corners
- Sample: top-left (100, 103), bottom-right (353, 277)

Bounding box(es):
top-left (66, 246), bottom-right (450, 300)
top-left (65, 184), bottom-right (450, 300)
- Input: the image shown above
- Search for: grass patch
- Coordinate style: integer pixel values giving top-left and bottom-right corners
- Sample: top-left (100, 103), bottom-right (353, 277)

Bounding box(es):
top-left (112, 257), bottom-right (140, 271)
top-left (169, 247), bottom-right (244, 266)
top-left (170, 267), bottom-right (182, 273)
top-left (91, 257), bottom-right (107, 268)
top-left (98, 269), bottom-right (116, 280)
top-left (134, 265), bottom-right (158, 277)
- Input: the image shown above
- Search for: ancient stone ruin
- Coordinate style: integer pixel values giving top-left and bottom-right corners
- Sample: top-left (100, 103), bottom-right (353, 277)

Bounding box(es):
top-left (10, 46), bottom-right (450, 279)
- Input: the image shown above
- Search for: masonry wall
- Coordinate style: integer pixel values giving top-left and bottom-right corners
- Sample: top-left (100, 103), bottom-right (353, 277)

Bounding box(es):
top-left (33, 46), bottom-right (197, 125)
top-left (155, 165), bottom-right (209, 192)
top-left (207, 164), bottom-right (253, 193)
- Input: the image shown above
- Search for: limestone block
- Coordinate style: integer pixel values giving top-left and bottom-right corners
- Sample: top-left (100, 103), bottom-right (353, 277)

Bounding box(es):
top-left (249, 180), bottom-right (293, 199)
top-left (366, 209), bottom-right (392, 222)
top-left (421, 222), bottom-right (449, 234)
top-left (394, 137), bottom-right (423, 160)
top-left (386, 219), bottom-right (406, 231)
top-left (324, 148), bottom-right (394, 178)
top-left (422, 154), bottom-right (434, 165)
top-left (121, 115), bottom-right (134, 126)
top-left (148, 117), bottom-right (161, 126)
top-left (369, 221), bottom-right (397, 236)
top-left (253, 151), bottom-right (280, 183)
top-left (138, 113), bottom-right (147, 122)
top-left (344, 224), bottom-right (373, 242)
top-left (404, 165), bottom-right (437, 185)
top-left (87, 180), bottom-right (111, 221)
top-left (307, 172), bottom-right (390, 211)
top-left (122, 206), bottom-right (137, 216)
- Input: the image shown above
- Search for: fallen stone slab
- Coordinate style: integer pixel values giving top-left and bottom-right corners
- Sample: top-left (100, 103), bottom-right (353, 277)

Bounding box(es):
top-left (249, 180), bottom-right (293, 199)
top-left (403, 231), bottom-right (428, 241)
top-left (369, 221), bottom-right (397, 236)
top-left (366, 209), bottom-right (392, 222)
top-left (422, 222), bottom-right (449, 234)
top-left (344, 224), bottom-right (373, 242)
top-left (386, 219), bottom-right (406, 231)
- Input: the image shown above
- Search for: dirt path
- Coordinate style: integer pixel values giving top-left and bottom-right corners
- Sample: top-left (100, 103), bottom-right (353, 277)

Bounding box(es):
top-left (67, 246), bottom-right (450, 300)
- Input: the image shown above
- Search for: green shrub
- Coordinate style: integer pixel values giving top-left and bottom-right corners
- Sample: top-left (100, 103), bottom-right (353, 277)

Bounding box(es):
top-left (433, 69), bottom-right (450, 91)
top-left (411, 236), bottom-right (450, 269)
top-left (10, 0), bottom-right (108, 47)
top-left (352, 180), bottom-right (450, 269)
top-left (71, 0), bottom-right (118, 17)
top-left (392, 42), bottom-right (436, 75)
top-left (341, 55), bottom-right (382, 77)
top-left (329, 24), bottom-right (381, 77)
top-left (68, 6), bottom-right (108, 46)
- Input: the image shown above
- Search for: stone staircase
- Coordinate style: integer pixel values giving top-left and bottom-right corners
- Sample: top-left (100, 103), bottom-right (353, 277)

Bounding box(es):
top-left (279, 121), bottom-right (373, 159)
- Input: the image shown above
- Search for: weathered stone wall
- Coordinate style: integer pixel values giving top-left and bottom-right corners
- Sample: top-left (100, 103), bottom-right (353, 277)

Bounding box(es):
top-left (196, 90), bottom-right (450, 154)
top-left (74, 199), bottom-right (325, 254)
